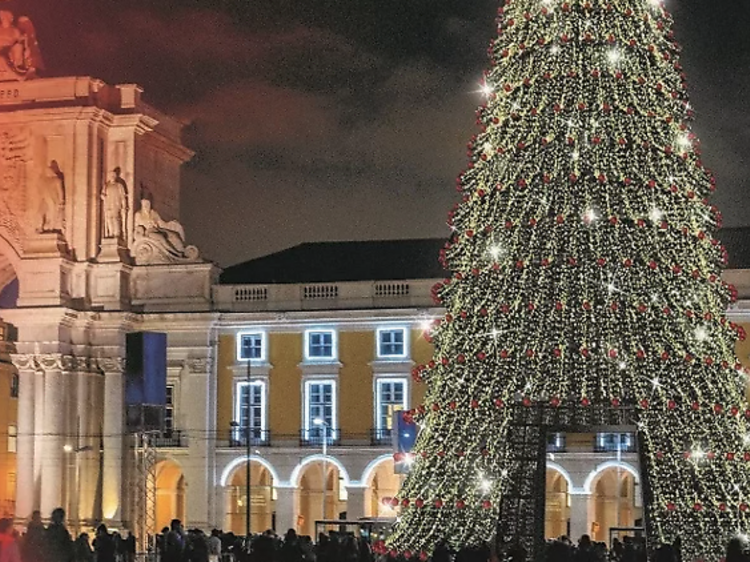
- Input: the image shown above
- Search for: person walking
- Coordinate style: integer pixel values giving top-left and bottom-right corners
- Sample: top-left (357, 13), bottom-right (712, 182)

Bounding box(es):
top-left (0, 518), bottom-right (21, 562)
top-left (73, 533), bottom-right (93, 562)
top-left (93, 524), bottom-right (116, 562)
top-left (45, 508), bottom-right (74, 562)
top-left (208, 529), bottom-right (222, 562)
top-left (21, 510), bottom-right (45, 562)
top-left (163, 519), bottom-right (186, 562)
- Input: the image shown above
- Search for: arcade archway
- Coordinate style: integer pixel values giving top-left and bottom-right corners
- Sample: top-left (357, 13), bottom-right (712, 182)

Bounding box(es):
top-left (224, 460), bottom-right (276, 534)
top-left (155, 460), bottom-right (186, 533)
top-left (589, 466), bottom-right (641, 543)
top-left (545, 468), bottom-right (570, 540)
top-left (363, 457), bottom-right (400, 518)
top-left (297, 460), bottom-right (347, 538)
top-left (0, 235), bottom-right (19, 309)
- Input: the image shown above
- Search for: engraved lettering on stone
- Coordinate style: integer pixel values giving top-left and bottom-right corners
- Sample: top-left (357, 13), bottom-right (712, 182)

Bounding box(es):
top-left (0, 127), bottom-right (29, 246)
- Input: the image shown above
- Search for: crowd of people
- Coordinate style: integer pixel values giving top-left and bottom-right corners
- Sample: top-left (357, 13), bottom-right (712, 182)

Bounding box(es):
top-left (1, 511), bottom-right (749, 562)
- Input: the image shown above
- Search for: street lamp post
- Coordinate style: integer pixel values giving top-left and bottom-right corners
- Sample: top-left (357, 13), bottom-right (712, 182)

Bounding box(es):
top-left (63, 444), bottom-right (93, 535)
top-left (245, 359), bottom-right (252, 543)
top-left (313, 418), bottom-right (329, 530)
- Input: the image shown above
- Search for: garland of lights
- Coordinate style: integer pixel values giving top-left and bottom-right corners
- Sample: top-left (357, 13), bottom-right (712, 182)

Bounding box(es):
top-left (380, 0), bottom-right (750, 560)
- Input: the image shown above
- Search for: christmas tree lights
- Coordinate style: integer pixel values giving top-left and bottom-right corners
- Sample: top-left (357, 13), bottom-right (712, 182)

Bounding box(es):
top-left (383, 0), bottom-right (750, 560)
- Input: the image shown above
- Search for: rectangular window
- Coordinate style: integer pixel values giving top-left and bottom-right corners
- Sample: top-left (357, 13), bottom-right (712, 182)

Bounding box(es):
top-left (10, 374), bottom-right (18, 399)
top-left (547, 432), bottom-right (566, 453)
top-left (305, 380), bottom-right (336, 442)
top-left (235, 382), bottom-right (266, 443)
top-left (164, 385), bottom-right (174, 435)
top-left (377, 328), bottom-right (407, 358)
top-left (595, 432), bottom-right (635, 453)
top-left (7, 425), bottom-right (16, 453)
top-left (306, 330), bottom-right (336, 360)
top-left (237, 332), bottom-right (266, 361)
top-left (376, 379), bottom-right (407, 434)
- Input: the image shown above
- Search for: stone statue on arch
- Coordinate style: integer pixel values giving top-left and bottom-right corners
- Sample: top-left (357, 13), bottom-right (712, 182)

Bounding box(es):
top-left (132, 187), bottom-right (200, 265)
top-left (0, 5), bottom-right (43, 81)
top-left (36, 160), bottom-right (64, 234)
top-left (101, 167), bottom-right (128, 240)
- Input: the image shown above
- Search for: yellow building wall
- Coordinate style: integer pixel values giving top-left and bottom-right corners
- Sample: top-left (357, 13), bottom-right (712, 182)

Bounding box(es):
top-left (216, 327), bottom-right (439, 439)
top-left (216, 334), bottom-right (236, 436)
top-left (736, 323), bottom-right (750, 402)
top-left (0, 322), bottom-right (16, 517)
top-left (339, 332), bottom-right (373, 436)
top-left (411, 329), bottom-right (433, 408)
top-left (267, 333), bottom-right (302, 437)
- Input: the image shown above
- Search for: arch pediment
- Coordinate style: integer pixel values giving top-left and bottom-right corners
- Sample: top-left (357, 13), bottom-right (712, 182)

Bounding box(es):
top-left (0, 234), bottom-right (20, 296)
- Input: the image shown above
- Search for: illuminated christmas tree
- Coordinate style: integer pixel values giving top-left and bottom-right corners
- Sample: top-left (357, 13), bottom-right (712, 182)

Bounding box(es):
top-left (384, 0), bottom-right (750, 560)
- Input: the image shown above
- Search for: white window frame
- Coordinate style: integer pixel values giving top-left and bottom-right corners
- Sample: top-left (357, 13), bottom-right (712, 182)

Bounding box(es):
top-left (164, 384), bottom-right (175, 435)
top-left (234, 380), bottom-right (267, 441)
top-left (303, 379), bottom-right (338, 440)
top-left (7, 425), bottom-right (16, 453)
top-left (375, 377), bottom-right (409, 432)
top-left (304, 329), bottom-right (337, 362)
top-left (236, 331), bottom-right (268, 362)
top-left (376, 327), bottom-right (409, 359)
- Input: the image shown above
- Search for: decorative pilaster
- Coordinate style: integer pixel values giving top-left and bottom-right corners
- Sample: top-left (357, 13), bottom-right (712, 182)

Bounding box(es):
top-left (10, 354), bottom-right (36, 518)
top-left (40, 362), bottom-right (65, 515)
top-left (98, 356), bottom-right (125, 525)
top-left (183, 357), bottom-right (212, 529)
top-left (275, 486), bottom-right (298, 534)
top-left (569, 493), bottom-right (592, 542)
top-left (345, 485), bottom-right (368, 521)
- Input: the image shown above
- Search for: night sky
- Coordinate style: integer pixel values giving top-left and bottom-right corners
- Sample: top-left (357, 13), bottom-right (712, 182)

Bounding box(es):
top-left (19, 0), bottom-right (750, 267)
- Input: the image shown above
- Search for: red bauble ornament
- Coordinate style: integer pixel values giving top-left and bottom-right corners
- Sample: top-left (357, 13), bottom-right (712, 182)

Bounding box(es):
top-left (456, 500), bottom-right (466, 509)
top-left (482, 500), bottom-right (493, 509)
top-left (667, 502), bottom-right (676, 511)
top-left (434, 499), bottom-right (443, 508)
top-left (668, 400), bottom-right (676, 410)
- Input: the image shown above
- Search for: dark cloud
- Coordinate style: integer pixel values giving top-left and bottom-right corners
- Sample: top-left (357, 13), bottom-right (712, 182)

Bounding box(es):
top-left (17, 0), bottom-right (750, 266)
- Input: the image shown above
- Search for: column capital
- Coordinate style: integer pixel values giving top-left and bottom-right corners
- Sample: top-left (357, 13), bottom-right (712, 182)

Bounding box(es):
top-left (11, 353), bottom-right (88, 373)
top-left (96, 356), bottom-right (125, 374)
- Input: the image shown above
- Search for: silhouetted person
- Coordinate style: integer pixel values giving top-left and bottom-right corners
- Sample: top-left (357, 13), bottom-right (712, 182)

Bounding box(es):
top-left (45, 508), bottom-right (74, 562)
top-left (93, 524), bottom-right (116, 562)
top-left (21, 510), bottom-right (45, 562)
top-left (163, 519), bottom-right (185, 562)
top-left (73, 533), bottom-right (93, 562)
top-left (0, 518), bottom-right (21, 562)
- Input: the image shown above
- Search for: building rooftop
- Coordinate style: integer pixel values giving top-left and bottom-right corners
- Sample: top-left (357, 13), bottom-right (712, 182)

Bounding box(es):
top-left (220, 238), bottom-right (448, 284)
top-left (220, 228), bottom-right (750, 285)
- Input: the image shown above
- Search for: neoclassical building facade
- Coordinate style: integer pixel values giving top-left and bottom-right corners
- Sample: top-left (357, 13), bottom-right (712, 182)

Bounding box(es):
top-left (1, 62), bottom-right (750, 547)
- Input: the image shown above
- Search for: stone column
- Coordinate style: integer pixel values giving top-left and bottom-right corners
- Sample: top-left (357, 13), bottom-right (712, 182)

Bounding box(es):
top-left (184, 359), bottom-right (212, 529)
top-left (275, 487), bottom-right (298, 534)
top-left (40, 366), bottom-right (65, 516)
top-left (11, 356), bottom-right (36, 518)
top-left (569, 493), bottom-right (592, 543)
top-left (345, 486), bottom-right (367, 521)
top-left (100, 358), bottom-right (124, 524)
